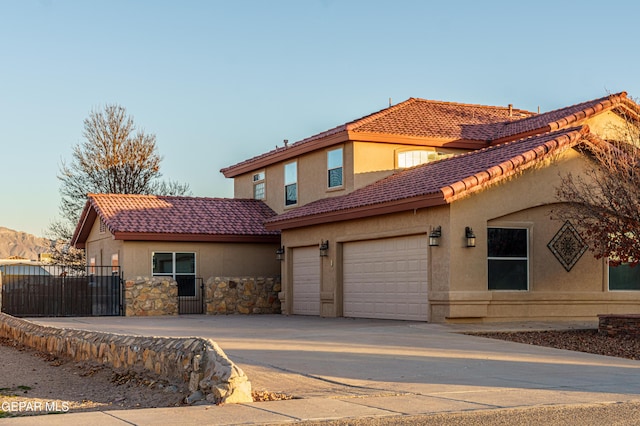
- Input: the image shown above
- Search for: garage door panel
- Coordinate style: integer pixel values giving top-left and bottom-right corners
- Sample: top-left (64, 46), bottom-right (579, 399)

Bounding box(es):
top-left (343, 235), bottom-right (428, 321)
top-left (292, 246), bottom-right (320, 315)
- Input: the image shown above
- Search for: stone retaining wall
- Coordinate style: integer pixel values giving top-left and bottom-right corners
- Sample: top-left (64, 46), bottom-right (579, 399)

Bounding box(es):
top-left (205, 276), bottom-right (281, 315)
top-left (125, 277), bottom-right (179, 316)
top-left (0, 313), bottom-right (252, 404)
top-left (598, 314), bottom-right (640, 337)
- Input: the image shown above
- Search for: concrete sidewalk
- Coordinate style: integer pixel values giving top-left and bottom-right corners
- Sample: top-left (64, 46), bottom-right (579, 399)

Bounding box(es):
top-left (2, 315), bottom-right (640, 425)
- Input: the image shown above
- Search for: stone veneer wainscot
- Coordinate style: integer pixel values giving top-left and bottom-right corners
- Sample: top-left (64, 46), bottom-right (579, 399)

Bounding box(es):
top-left (205, 276), bottom-right (281, 315)
top-left (125, 277), bottom-right (178, 316)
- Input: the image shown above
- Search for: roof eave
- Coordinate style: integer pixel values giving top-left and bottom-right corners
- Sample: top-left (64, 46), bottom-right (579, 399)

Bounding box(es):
top-left (71, 201), bottom-right (97, 248)
top-left (265, 193), bottom-right (446, 230)
top-left (492, 93), bottom-right (630, 146)
top-left (221, 130), bottom-right (350, 178)
top-left (112, 232), bottom-right (281, 243)
top-left (445, 127), bottom-right (590, 203)
top-left (349, 132), bottom-right (489, 149)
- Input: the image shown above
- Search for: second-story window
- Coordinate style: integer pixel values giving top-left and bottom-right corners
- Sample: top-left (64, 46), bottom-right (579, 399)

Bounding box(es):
top-left (284, 161), bottom-right (297, 206)
top-left (253, 171), bottom-right (265, 200)
top-left (327, 147), bottom-right (343, 188)
top-left (397, 150), bottom-right (440, 168)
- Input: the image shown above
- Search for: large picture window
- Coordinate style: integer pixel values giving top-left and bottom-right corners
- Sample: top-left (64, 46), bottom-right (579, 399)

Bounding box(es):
top-left (327, 147), bottom-right (343, 188)
top-left (488, 227), bottom-right (528, 290)
top-left (284, 161), bottom-right (297, 206)
top-left (609, 262), bottom-right (640, 290)
top-left (152, 252), bottom-right (196, 296)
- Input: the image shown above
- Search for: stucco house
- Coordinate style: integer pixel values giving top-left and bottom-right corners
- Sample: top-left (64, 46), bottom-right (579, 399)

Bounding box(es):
top-left (221, 92), bottom-right (640, 323)
top-left (71, 194), bottom-right (281, 309)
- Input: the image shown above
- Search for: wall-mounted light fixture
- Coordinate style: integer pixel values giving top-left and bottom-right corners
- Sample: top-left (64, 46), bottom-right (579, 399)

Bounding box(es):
top-left (429, 226), bottom-right (442, 247)
top-left (465, 227), bottom-right (476, 248)
top-left (276, 246), bottom-right (285, 261)
top-left (319, 240), bottom-right (329, 257)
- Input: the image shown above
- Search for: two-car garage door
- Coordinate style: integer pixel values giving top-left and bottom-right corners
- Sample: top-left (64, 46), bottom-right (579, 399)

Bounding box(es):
top-left (343, 235), bottom-right (429, 321)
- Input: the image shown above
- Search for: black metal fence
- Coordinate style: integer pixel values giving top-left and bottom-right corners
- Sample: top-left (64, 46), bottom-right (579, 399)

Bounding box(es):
top-left (0, 265), bottom-right (123, 317)
top-left (178, 277), bottom-right (204, 314)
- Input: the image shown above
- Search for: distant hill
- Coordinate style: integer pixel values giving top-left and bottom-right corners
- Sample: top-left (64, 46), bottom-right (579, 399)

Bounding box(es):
top-left (0, 227), bottom-right (53, 261)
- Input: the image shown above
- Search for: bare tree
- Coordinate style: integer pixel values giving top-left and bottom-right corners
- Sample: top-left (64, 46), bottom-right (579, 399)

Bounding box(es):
top-left (554, 110), bottom-right (640, 265)
top-left (48, 104), bottom-right (190, 264)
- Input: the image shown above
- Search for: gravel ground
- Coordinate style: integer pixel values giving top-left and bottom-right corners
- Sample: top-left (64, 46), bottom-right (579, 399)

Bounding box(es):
top-left (467, 329), bottom-right (640, 360)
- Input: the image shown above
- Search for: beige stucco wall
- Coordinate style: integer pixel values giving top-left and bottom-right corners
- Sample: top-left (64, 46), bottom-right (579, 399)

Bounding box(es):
top-left (583, 110), bottom-right (631, 140)
top-left (279, 205), bottom-right (450, 319)
top-left (233, 143), bottom-right (354, 214)
top-left (83, 219), bottom-right (280, 283)
top-left (233, 141), bottom-right (466, 214)
top-left (84, 217), bottom-right (124, 268)
top-left (279, 144), bottom-right (640, 323)
top-left (119, 241), bottom-right (280, 281)
top-left (122, 241), bottom-right (280, 281)
top-left (444, 146), bottom-right (640, 322)
top-left (353, 142), bottom-right (464, 189)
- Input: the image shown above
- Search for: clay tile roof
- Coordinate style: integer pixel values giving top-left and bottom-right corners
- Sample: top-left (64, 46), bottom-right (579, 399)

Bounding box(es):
top-left (72, 194), bottom-right (279, 247)
top-left (221, 98), bottom-right (534, 177)
top-left (266, 126), bottom-right (590, 230)
top-left (347, 98), bottom-right (531, 140)
top-left (492, 92), bottom-right (628, 142)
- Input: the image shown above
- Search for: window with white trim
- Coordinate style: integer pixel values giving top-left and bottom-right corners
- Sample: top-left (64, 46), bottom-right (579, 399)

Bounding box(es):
top-left (397, 150), bottom-right (443, 168)
top-left (609, 262), bottom-right (640, 290)
top-left (253, 171), bottom-right (265, 200)
top-left (284, 161), bottom-right (297, 206)
top-left (152, 252), bottom-right (196, 296)
top-left (327, 147), bottom-right (343, 188)
top-left (488, 227), bottom-right (529, 290)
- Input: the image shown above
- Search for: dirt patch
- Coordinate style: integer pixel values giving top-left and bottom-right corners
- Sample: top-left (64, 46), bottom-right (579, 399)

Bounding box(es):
top-left (0, 337), bottom-right (186, 418)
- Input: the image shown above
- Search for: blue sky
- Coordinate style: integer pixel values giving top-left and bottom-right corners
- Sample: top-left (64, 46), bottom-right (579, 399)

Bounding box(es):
top-left (1, 0), bottom-right (639, 237)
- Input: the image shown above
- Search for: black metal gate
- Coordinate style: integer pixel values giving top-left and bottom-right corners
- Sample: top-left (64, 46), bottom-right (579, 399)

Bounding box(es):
top-left (178, 277), bottom-right (204, 314)
top-left (0, 265), bottom-right (123, 317)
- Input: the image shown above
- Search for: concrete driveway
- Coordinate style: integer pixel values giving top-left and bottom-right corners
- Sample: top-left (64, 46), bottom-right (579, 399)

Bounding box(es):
top-left (32, 315), bottom-right (640, 414)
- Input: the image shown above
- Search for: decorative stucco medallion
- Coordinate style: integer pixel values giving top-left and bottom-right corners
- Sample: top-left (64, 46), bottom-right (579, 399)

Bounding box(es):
top-left (547, 221), bottom-right (588, 272)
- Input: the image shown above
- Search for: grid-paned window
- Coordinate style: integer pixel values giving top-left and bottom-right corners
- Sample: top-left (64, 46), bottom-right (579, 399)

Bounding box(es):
top-left (488, 228), bottom-right (528, 290)
top-left (284, 161), bottom-right (297, 206)
top-left (152, 252), bottom-right (196, 296)
top-left (253, 171), bottom-right (265, 200)
top-left (327, 148), bottom-right (343, 188)
top-left (398, 150), bottom-right (439, 168)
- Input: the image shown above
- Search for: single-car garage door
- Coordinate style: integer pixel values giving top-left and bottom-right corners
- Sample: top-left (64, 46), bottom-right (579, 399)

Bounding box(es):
top-left (343, 235), bottom-right (429, 321)
top-left (292, 246), bottom-right (320, 315)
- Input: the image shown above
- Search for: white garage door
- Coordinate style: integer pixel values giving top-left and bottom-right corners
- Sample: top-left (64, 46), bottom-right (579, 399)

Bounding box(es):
top-left (292, 246), bottom-right (320, 315)
top-left (343, 235), bottom-right (429, 321)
